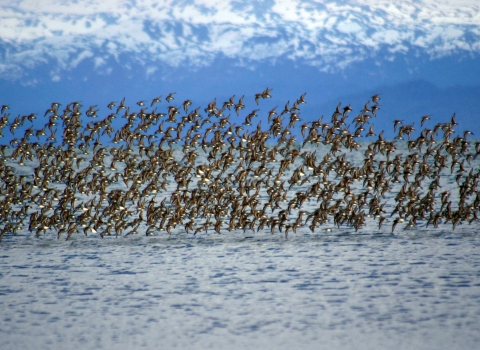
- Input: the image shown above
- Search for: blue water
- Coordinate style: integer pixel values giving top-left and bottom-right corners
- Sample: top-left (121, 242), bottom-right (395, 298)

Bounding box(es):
top-left (1, 231), bottom-right (480, 350)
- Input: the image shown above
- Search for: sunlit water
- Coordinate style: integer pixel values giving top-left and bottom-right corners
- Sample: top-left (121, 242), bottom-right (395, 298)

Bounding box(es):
top-left (1, 231), bottom-right (480, 350)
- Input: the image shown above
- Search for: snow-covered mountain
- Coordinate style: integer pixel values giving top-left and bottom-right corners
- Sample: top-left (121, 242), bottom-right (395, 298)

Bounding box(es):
top-left (2, 0), bottom-right (480, 78)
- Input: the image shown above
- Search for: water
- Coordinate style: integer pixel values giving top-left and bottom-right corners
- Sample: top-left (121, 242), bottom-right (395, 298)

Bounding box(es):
top-left (1, 232), bottom-right (480, 350)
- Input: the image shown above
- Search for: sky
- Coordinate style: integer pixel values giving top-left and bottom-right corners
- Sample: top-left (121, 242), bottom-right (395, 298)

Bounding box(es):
top-left (1, 0), bottom-right (479, 139)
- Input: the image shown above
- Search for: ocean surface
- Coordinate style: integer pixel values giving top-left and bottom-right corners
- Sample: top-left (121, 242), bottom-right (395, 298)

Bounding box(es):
top-left (1, 230), bottom-right (480, 350)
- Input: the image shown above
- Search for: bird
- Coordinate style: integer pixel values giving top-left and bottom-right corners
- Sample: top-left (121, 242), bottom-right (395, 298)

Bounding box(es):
top-left (254, 87), bottom-right (272, 105)
top-left (0, 89), bottom-right (475, 243)
top-left (366, 124), bottom-right (376, 137)
top-left (166, 92), bottom-right (176, 102)
top-left (421, 115), bottom-right (430, 126)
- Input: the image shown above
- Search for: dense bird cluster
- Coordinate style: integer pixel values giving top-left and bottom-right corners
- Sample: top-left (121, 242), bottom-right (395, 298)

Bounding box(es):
top-left (0, 88), bottom-right (479, 241)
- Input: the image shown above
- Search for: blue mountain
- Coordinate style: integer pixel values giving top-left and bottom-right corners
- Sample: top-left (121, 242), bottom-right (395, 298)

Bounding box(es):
top-left (1, 52), bottom-right (479, 140)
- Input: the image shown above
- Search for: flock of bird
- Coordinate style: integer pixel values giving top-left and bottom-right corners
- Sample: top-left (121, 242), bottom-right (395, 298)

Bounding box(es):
top-left (0, 87), bottom-right (479, 241)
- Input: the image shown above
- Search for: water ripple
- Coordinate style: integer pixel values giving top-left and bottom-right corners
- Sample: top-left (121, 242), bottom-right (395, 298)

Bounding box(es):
top-left (1, 234), bottom-right (480, 349)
